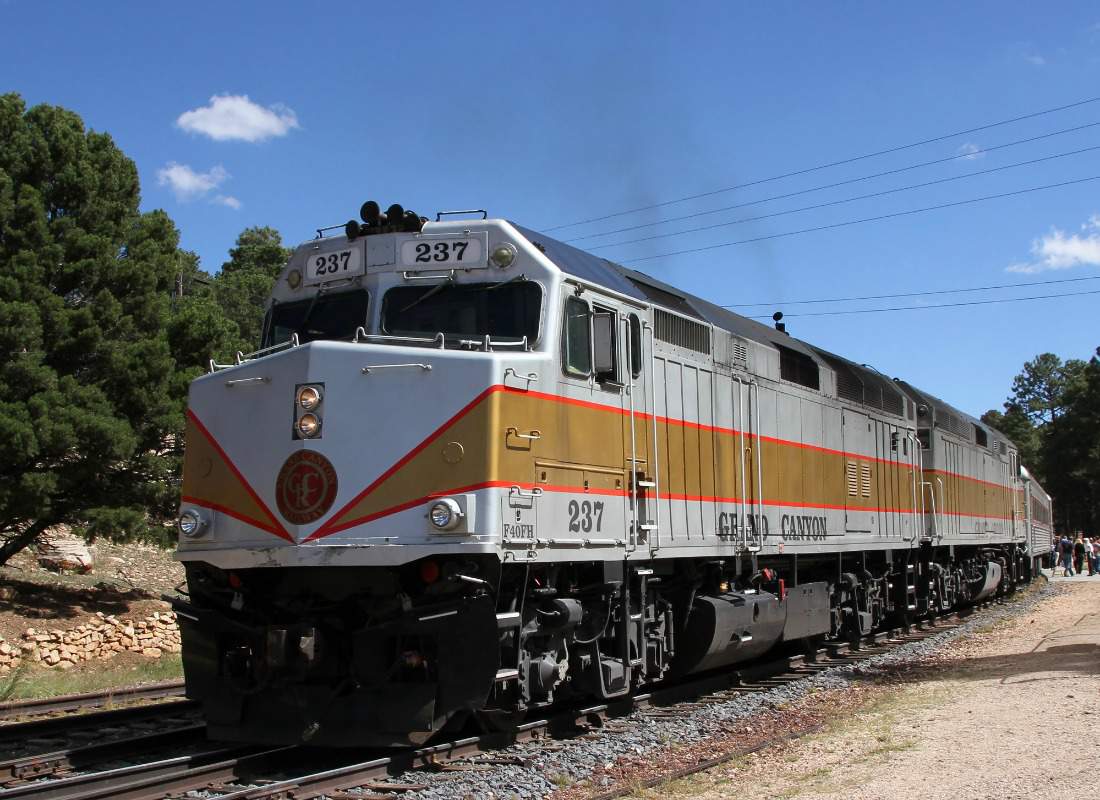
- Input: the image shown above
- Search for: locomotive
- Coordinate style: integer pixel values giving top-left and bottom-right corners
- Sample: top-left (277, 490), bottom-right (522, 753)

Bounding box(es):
top-left (172, 203), bottom-right (1051, 747)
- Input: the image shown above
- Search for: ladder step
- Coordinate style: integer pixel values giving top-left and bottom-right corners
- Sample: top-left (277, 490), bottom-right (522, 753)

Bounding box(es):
top-left (636, 480), bottom-right (656, 487)
top-left (496, 612), bottom-right (521, 630)
top-left (638, 524), bottom-right (658, 531)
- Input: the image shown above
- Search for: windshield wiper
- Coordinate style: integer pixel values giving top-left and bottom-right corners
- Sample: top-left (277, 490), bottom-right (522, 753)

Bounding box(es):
top-left (399, 276), bottom-right (456, 314)
top-left (294, 286), bottom-right (327, 339)
top-left (485, 273), bottom-right (528, 291)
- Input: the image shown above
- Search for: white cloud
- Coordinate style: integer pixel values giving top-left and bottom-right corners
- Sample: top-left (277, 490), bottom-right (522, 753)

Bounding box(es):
top-left (213, 195), bottom-right (242, 210)
top-left (176, 94), bottom-right (299, 142)
top-left (956, 142), bottom-right (985, 161)
top-left (1006, 214), bottom-right (1100, 273)
top-left (1025, 53), bottom-right (1046, 66)
top-left (157, 162), bottom-right (228, 200)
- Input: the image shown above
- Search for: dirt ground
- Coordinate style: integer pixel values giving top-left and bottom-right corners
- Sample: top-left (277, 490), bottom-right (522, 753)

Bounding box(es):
top-left (655, 582), bottom-right (1100, 800)
top-left (0, 540), bottom-right (183, 643)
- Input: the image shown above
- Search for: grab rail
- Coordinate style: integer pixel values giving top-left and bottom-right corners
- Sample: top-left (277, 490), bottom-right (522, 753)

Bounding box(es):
top-left (361, 363), bottom-right (432, 374)
top-left (210, 334), bottom-right (299, 372)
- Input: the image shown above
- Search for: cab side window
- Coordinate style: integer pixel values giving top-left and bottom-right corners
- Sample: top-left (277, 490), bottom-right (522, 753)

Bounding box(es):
top-left (592, 305), bottom-right (617, 384)
top-left (628, 313), bottom-right (642, 378)
top-left (562, 296), bottom-right (592, 377)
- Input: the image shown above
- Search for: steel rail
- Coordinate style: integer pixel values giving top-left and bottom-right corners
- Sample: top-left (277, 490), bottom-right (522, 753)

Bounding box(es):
top-left (0, 700), bottom-right (199, 746)
top-left (0, 724), bottom-right (206, 783)
top-left (0, 682), bottom-right (186, 721)
top-left (0, 596), bottom-right (1010, 800)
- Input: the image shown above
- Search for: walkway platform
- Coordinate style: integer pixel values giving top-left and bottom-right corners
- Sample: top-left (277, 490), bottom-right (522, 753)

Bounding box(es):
top-left (1042, 567), bottom-right (1100, 583)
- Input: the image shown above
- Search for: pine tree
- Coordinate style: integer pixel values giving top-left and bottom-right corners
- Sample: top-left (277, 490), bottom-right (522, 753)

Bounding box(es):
top-left (0, 93), bottom-right (217, 562)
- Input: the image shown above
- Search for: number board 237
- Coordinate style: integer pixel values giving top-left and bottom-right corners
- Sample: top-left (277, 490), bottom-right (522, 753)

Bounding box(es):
top-left (400, 236), bottom-right (485, 268)
top-left (306, 247), bottom-right (363, 281)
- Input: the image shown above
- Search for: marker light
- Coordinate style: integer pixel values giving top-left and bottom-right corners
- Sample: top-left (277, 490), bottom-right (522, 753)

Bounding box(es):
top-left (287, 269), bottom-right (303, 290)
top-left (297, 385), bottom-right (322, 411)
top-left (178, 509), bottom-right (208, 538)
top-left (297, 413), bottom-right (321, 438)
top-left (490, 243), bottom-right (517, 269)
top-left (428, 498), bottom-right (463, 531)
top-left (420, 560), bottom-right (441, 584)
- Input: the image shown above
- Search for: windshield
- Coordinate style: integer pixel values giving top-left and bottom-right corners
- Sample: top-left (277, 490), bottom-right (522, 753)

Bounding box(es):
top-left (381, 281), bottom-right (541, 343)
top-left (264, 289), bottom-right (369, 347)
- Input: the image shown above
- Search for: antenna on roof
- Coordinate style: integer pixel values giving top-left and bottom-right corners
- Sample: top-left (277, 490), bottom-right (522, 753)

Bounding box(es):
top-left (773, 311), bottom-right (787, 335)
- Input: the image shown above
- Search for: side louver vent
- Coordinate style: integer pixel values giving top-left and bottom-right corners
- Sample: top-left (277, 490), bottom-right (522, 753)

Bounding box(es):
top-left (654, 309), bottom-right (711, 355)
top-left (713, 331), bottom-right (749, 370)
top-left (860, 464), bottom-right (872, 498)
top-left (846, 462), bottom-right (859, 497)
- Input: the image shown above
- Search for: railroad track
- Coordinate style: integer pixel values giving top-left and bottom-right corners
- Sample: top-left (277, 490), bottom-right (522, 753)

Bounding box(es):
top-left (0, 597), bottom-right (1011, 800)
top-left (0, 681), bottom-right (186, 721)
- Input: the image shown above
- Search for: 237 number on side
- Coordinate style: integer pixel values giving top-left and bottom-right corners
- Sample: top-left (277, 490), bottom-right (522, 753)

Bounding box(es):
top-left (567, 500), bottom-right (604, 533)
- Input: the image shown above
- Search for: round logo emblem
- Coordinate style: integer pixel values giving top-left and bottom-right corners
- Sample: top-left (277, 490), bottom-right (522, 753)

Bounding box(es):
top-left (275, 451), bottom-right (339, 525)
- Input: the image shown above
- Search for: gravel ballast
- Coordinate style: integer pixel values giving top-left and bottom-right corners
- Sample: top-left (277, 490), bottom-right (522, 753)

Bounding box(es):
top-left (355, 583), bottom-right (1058, 800)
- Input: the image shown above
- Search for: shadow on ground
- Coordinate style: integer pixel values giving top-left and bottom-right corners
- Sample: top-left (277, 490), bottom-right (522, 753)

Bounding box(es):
top-left (0, 576), bottom-right (150, 623)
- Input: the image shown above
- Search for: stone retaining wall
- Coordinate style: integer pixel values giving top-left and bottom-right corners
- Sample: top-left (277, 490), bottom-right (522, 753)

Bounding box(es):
top-left (0, 610), bottom-right (181, 672)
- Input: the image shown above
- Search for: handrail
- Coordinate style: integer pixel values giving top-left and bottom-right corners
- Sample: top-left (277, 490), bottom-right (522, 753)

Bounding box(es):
top-left (402, 269), bottom-right (455, 281)
top-left (354, 328), bottom-right (446, 348)
top-left (210, 333), bottom-right (299, 372)
top-left (747, 379), bottom-right (764, 553)
top-left (732, 376), bottom-right (749, 546)
top-left (508, 486), bottom-right (544, 499)
top-left (906, 431), bottom-right (921, 543)
top-left (361, 363), bottom-right (432, 374)
top-left (644, 321), bottom-right (661, 551)
top-left (623, 314), bottom-right (638, 554)
top-left (224, 376), bottom-right (271, 387)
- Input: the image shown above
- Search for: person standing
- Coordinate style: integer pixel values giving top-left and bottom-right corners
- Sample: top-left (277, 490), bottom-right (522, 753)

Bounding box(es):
top-left (1092, 538), bottom-right (1100, 577)
top-left (1060, 535), bottom-right (1075, 577)
top-left (1073, 535), bottom-right (1086, 576)
top-left (1086, 538), bottom-right (1096, 576)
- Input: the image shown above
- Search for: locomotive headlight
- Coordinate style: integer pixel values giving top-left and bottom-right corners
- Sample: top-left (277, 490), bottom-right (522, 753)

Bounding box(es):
top-left (297, 413), bottom-right (321, 438)
top-left (297, 385), bottom-right (322, 411)
top-left (428, 498), bottom-right (463, 531)
top-left (177, 509), bottom-right (208, 538)
top-left (490, 243), bottom-right (517, 269)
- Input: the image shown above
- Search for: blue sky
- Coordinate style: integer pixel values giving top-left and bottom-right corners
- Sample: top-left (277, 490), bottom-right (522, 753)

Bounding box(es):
top-left (4, 1), bottom-right (1099, 418)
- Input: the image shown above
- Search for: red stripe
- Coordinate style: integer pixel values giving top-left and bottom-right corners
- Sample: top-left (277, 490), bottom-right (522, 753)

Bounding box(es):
top-left (308, 386), bottom-right (505, 540)
top-left (307, 478), bottom-right (1016, 538)
top-left (307, 384), bottom-right (1018, 540)
top-left (186, 410), bottom-right (293, 542)
top-left (181, 496), bottom-right (288, 538)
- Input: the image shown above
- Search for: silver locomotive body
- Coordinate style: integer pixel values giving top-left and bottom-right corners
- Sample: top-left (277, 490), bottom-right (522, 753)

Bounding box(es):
top-left (173, 211), bottom-right (1047, 746)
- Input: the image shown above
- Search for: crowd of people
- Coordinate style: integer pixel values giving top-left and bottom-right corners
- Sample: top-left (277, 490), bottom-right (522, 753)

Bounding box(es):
top-left (1052, 534), bottom-right (1100, 577)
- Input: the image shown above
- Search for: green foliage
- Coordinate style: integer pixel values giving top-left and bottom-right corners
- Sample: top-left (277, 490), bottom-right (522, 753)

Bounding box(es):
top-left (0, 94), bottom-right (292, 563)
top-left (212, 227), bottom-right (291, 351)
top-left (0, 94), bottom-right (218, 562)
top-left (981, 404), bottom-right (1039, 479)
top-left (991, 347), bottom-right (1100, 534)
top-left (1008, 352), bottom-right (1087, 424)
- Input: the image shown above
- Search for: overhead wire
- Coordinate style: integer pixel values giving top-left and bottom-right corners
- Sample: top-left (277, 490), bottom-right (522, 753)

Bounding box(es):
top-left (587, 145), bottom-right (1100, 251)
top-left (622, 174), bottom-right (1100, 263)
top-left (564, 121), bottom-right (1100, 244)
top-left (721, 274), bottom-right (1100, 308)
top-left (747, 288), bottom-right (1100, 318)
top-left (543, 95), bottom-right (1100, 232)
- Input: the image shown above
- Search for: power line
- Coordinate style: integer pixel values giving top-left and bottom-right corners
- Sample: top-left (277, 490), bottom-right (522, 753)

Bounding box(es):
top-left (722, 274), bottom-right (1100, 308)
top-left (747, 288), bottom-right (1100, 318)
top-left (624, 174), bottom-right (1100, 264)
top-left (565, 121), bottom-right (1100, 244)
top-left (544, 94), bottom-right (1100, 232)
top-left (588, 145), bottom-right (1100, 251)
